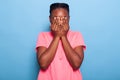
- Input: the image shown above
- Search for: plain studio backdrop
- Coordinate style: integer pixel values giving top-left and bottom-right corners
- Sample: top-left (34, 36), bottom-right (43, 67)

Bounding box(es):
top-left (0, 0), bottom-right (120, 80)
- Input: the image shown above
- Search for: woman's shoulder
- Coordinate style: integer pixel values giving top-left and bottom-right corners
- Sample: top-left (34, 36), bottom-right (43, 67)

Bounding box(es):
top-left (36, 31), bottom-right (52, 38)
top-left (38, 31), bottom-right (52, 35)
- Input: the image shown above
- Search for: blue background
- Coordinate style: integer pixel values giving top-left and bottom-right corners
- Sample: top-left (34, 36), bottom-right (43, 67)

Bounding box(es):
top-left (0, 0), bottom-right (120, 80)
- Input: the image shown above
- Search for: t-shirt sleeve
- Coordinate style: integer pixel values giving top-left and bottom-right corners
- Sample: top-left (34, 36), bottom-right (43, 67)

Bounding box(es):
top-left (73, 32), bottom-right (86, 50)
top-left (36, 32), bottom-right (48, 52)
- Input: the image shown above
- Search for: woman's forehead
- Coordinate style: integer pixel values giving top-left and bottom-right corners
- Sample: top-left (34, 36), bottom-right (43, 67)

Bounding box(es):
top-left (51, 8), bottom-right (68, 16)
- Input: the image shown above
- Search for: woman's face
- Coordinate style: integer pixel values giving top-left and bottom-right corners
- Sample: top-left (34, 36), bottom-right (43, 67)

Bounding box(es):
top-left (50, 8), bottom-right (69, 25)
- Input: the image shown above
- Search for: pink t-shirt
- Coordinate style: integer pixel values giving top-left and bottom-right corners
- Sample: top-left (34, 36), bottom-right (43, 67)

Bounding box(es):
top-left (36, 30), bottom-right (86, 80)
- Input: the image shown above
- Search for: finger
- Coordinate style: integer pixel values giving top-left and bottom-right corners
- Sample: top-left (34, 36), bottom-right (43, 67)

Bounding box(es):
top-left (61, 21), bottom-right (66, 30)
top-left (64, 24), bottom-right (69, 31)
top-left (52, 18), bottom-right (58, 25)
top-left (62, 19), bottom-right (67, 26)
top-left (51, 24), bottom-right (54, 31)
top-left (65, 19), bottom-right (68, 24)
top-left (55, 22), bottom-right (58, 31)
top-left (61, 27), bottom-right (64, 32)
top-left (51, 22), bottom-right (56, 31)
top-left (66, 24), bottom-right (69, 31)
top-left (52, 20), bottom-right (56, 25)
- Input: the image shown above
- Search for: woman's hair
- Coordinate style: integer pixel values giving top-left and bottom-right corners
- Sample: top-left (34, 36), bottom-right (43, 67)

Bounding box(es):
top-left (49, 3), bottom-right (69, 16)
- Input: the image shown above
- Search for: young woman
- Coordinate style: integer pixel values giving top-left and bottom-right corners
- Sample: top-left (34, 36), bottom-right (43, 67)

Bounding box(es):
top-left (36, 3), bottom-right (86, 80)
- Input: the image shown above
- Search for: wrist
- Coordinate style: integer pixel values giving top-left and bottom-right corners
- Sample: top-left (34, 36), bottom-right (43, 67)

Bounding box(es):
top-left (61, 35), bottom-right (67, 40)
top-left (54, 35), bottom-right (60, 40)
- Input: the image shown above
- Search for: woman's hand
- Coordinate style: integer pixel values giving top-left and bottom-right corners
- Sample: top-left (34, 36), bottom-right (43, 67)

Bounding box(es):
top-left (60, 19), bottom-right (69, 37)
top-left (50, 19), bottom-right (62, 38)
top-left (50, 17), bottom-right (69, 38)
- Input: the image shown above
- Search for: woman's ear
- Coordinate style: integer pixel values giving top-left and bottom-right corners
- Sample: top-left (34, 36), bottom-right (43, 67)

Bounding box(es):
top-left (49, 16), bottom-right (52, 24)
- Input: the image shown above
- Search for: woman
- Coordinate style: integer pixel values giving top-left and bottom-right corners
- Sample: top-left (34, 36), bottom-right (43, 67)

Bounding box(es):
top-left (36, 2), bottom-right (86, 80)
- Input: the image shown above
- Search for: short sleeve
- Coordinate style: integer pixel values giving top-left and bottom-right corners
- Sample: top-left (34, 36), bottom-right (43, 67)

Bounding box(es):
top-left (35, 32), bottom-right (48, 52)
top-left (73, 32), bottom-right (86, 50)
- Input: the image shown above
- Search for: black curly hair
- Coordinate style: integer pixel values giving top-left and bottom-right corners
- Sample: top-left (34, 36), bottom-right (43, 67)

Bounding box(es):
top-left (49, 3), bottom-right (69, 16)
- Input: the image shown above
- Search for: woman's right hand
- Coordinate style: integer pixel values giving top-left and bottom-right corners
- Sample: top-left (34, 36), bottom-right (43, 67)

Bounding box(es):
top-left (50, 20), bottom-right (62, 38)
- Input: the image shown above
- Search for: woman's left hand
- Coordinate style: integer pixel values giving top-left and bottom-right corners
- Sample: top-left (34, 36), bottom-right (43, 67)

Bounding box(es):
top-left (60, 19), bottom-right (69, 37)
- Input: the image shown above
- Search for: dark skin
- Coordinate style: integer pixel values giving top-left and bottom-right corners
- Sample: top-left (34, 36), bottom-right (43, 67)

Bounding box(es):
top-left (37, 8), bottom-right (84, 70)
